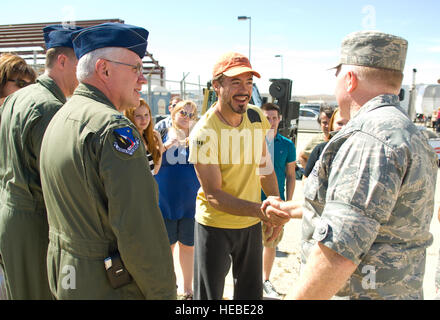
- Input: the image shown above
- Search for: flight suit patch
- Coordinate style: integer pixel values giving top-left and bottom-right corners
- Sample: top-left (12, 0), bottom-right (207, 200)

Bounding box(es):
top-left (113, 127), bottom-right (140, 156)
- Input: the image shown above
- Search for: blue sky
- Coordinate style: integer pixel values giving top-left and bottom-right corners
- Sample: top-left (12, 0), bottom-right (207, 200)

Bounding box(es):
top-left (1, 0), bottom-right (439, 95)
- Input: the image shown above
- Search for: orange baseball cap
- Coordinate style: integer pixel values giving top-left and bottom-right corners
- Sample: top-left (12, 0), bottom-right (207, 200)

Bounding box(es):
top-left (212, 52), bottom-right (261, 79)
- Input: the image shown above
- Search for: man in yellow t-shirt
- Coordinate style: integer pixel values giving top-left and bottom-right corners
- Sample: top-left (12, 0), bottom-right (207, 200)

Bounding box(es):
top-left (189, 52), bottom-right (290, 300)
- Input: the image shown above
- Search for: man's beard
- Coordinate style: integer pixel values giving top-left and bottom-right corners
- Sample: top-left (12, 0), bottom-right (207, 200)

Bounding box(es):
top-left (228, 95), bottom-right (250, 114)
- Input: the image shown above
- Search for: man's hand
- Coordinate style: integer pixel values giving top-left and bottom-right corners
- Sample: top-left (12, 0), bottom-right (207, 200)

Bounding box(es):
top-left (163, 137), bottom-right (179, 150)
top-left (260, 196), bottom-right (290, 227)
top-left (258, 196), bottom-right (282, 224)
top-left (262, 197), bottom-right (304, 219)
top-left (263, 224), bottom-right (284, 242)
top-left (261, 196), bottom-right (283, 212)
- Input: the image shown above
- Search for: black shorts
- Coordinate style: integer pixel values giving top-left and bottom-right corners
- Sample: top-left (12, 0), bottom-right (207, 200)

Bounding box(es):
top-left (193, 222), bottom-right (263, 300)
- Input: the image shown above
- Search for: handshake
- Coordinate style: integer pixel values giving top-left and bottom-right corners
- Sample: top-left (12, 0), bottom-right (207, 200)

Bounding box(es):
top-left (259, 197), bottom-right (304, 242)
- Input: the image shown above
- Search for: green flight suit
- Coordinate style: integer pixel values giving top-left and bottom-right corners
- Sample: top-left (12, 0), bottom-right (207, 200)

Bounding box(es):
top-left (40, 83), bottom-right (176, 300)
top-left (0, 75), bottom-right (65, 299)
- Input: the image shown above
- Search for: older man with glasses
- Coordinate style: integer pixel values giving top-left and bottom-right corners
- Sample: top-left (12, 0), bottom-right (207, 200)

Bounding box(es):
top-left (0, 24), bottom-right (82, 300)
top-left (39, 23), bottom-right (176, 300)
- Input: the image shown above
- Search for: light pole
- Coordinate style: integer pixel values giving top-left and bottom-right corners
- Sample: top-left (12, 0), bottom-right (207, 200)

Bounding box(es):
top-left (275, 54), bottom-right (284, 78)
top-left (237, 16), bottom-right (251, 61)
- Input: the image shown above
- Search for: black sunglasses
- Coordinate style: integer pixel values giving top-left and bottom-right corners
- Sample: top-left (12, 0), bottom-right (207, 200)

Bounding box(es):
top-left (179, 110), bottom-right (194, 118)
top-left (8, 79), bottom-right (32, 88)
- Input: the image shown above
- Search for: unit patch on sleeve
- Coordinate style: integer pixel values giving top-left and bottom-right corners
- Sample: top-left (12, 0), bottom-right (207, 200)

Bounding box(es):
top-left (113, 127), bottom-right (140, 156)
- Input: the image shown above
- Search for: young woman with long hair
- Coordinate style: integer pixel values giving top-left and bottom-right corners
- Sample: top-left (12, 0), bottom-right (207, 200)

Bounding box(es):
top-left (124, 98), bottom-right (164, 175)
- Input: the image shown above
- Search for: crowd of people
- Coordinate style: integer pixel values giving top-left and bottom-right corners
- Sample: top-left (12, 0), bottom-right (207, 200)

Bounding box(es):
top-left (0, 22), bottom-right (439, 301)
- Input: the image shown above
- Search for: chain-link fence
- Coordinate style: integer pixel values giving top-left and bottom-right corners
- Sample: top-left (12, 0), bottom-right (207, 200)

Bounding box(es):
top-left (19, 54), bottom-right (208, 118)
top-left (19, 57), bottom-right (208, 120)
top-left (142, 74), bottom-right (207, 118)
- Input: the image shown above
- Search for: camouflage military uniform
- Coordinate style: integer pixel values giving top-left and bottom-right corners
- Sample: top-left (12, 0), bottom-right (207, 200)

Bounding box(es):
top-left (302, 94), bottom-right (438, 299)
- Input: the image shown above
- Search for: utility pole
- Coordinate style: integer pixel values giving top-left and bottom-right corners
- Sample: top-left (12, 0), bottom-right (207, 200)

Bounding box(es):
top-left (408, 68), bottom-right (417, 122)
top-left (237, 16), bottom-right (252, 61)
top-left (275, 54), bottom-right (284, 78)
top-left (180, 72), bottom-right (190, 99)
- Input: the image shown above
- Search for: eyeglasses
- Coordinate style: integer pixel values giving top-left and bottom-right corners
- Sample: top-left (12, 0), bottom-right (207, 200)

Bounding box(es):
top-left (179, 110), bottom-right (194, 119)
top-left (103, 59), bottom-right (143, 76)
top-left (8, 79), bottom-right (32, 88)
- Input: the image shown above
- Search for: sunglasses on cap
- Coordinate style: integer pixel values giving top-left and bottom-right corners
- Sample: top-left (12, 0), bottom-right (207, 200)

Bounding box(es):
top-left (179, 110), bottom-right (194, 119)
top-left (8, 79), bottom-right (33, 88)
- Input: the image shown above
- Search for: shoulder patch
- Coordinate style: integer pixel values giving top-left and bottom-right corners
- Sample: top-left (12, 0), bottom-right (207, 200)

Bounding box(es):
top-left (113, 127), bottom-right (140, 156)
top-left (247, 108), bottom-right (261, 123)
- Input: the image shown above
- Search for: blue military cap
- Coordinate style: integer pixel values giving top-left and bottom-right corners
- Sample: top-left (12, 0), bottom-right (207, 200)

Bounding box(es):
top-left (43, 24), bottom-right (83, 49)
top-left (71, 23), bottom-right (149, 59)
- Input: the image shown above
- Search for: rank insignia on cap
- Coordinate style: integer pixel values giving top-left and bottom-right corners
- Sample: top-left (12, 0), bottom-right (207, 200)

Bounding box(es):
top-left (113, 127), bottom-right (140, 156)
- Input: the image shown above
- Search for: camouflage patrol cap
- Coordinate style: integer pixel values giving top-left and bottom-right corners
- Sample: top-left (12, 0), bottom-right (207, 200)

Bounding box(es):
top-left (334, 31), bottom-right (408, 72)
